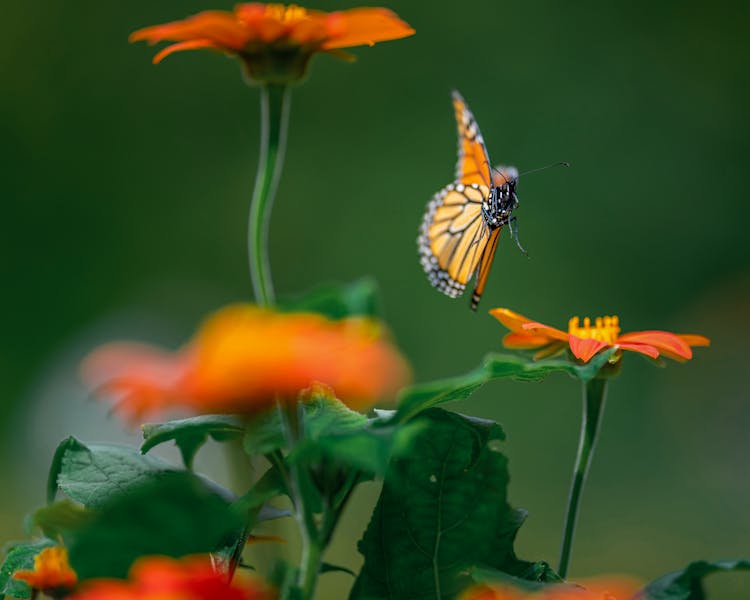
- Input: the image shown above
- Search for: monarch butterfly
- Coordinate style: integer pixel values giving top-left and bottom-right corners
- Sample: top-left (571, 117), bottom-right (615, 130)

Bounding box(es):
top-left (418, 91), bottom-right (525, 311)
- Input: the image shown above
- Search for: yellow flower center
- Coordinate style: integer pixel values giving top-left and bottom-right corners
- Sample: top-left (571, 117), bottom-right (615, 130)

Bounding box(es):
top-left (264, 4), bottom-right (308, 23)
top-left (567, 315), bottom-right (620, 344)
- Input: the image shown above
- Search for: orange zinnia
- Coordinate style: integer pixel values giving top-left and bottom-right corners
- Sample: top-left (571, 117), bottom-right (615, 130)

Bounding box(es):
top-left (68, 555), bottom-right (273, 600)
top-left (13, 546), bottom-right (78, 595)
top-left (490, 308), bottom-right (709, 364)
top-left (82, 305), bottom-right (411, 422)
top-left (130, 3), bottom-right (415, 83)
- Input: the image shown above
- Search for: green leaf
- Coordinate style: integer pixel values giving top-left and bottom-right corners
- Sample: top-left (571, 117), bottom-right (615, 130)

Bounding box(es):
top-left (28, 500), bottom-right (92, 542)
top-left (233, 465), bottom-right (290, 524)
top-left (243, 393), bottom-right (368, 458)
top-left (48, 437), bottom-right (177, 508)
top-left (288, 396), bottom-right (421, 477)
top-left (141, 415), bottom-right (245, 468)
top-left (299, 421), bottom-right (423, 477)
top-left (640, 559), bottom-right (750, 599)
top-left (68, 471), bottom-right (244, 580)
top-left (279, 278), bottom-right (381, 320)
top-left (303, 393), bottom-right (368, 439)
top-left (394, 350), bottom-right (616, 423)
top-left (350, 409), bottom-right (558, 600)
top-left (243, 408), bottom-right (286, 456)
top-left (0, 539), bottom-right (55, 598)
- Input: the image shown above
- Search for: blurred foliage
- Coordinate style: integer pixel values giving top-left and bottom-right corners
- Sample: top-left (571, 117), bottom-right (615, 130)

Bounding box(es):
top-left (2, 0), bottom-right (749, 598)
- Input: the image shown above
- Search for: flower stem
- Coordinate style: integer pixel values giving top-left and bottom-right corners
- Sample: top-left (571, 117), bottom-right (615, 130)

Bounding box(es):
top-left (279, 401), bottom-right (321, 600)
top-left (248, 83), bottom-right (291, 306)
top-left (558, 377), bottom-right (608, 578)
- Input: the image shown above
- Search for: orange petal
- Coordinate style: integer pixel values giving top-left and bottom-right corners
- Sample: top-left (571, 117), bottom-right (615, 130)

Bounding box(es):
top-left (152, 39), bottom-right (223, 64)
top-left (488, 307), bottom-right (535, 333)
top-left (568, 335), bottom-right (609, 363)
top-left (678, 333), bottom-right (711, 347)
top-left (502, 331), bottom-right (552, 349)
top-left (617, 330), bottom-right (692, 361)
top-left (322, 8), bottom-right (415, 50)
top-left (129, 11), bottom-right (249, 49)
top-left (617, 342), bottom-right (660, 359)
top-left (521, 321), bottom-right (569, 342)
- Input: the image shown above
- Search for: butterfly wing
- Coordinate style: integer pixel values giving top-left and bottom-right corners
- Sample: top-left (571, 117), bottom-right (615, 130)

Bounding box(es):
top-left (452, 90), bottom-right (492, 186)
top-left (470, 228), bottom-right (502, 310)
top-left (418, 182), bottom-right (491, 298)
top-left (419, 92), bottom-right (503, 307)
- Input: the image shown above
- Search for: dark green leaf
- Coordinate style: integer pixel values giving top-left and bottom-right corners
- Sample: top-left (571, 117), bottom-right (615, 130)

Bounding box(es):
top-left (141, 415), bottom-right (245, 468)
top-left (48, 437), bottom-right (177, 508)
top-left (321, 562), bottom-right (356, 577)
top-left (68, 471), bottom-right (244, 580)
top-left (350, 409), bottom-right (558, 600)
top-left (471, 564), bottom-right (563, 591)
top-left (0, 539), bottom-right (56, 598)
top-left (640, 559), bottom-right (750, 600)
top-left (394, 350), bottom-right (616, 423)
top-left (279, 278), bottom-right (380, 320)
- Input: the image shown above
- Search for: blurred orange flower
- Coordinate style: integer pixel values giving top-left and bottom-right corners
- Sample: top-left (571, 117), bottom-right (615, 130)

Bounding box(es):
top-left (82, 305), bottom-right (411, 422)
top-left (130, 3), bottom-right (415, 83)
top-left (461, 576), bottom-right (639, 600)
top-left (490, 308), bottom-right (709, 363)
top-left (69, 555), bottom-right (273, 600)
top-left (13, 546), bottom-right (77, 595)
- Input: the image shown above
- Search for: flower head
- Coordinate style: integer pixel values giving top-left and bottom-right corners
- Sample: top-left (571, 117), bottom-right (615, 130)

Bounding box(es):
top-left (13, 546), bottom-right (77, 596)
top-left (82, 305), bottom-right (411, 422)
top-left (130, 3), bottom-right (415, 83)
top-left (68, 555), bottom-right (272, 600)
top-left (490, 308), bottom-right (709, 364)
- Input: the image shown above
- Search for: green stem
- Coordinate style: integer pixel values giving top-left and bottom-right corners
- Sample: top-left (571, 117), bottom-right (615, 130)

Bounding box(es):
top-left (558, 377), bottom-right (608, 578)
top-left (248, 84), bottom-right (291, 306)
top-left (279, 401), bottom-right (321, 600)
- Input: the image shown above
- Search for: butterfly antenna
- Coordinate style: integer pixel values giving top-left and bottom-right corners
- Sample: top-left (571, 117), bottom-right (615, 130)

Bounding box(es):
top-left (519, 161), bottom-right (570, 177)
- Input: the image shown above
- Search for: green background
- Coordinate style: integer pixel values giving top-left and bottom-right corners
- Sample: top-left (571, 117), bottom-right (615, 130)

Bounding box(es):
top-left (3, 0), bottom-right (749, 597)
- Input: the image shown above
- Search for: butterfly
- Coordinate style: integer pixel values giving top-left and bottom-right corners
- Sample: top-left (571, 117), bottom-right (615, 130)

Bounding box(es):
top-left (418, 91), bottom-right (525, 311)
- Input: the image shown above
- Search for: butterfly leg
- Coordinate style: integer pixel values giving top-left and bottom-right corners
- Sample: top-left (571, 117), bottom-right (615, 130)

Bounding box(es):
top-left (508, 216), bottom-right (529, 257)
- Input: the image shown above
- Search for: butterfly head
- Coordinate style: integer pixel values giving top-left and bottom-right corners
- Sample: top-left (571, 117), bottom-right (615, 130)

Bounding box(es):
top-left (485, 165), bottom-right (519, 228)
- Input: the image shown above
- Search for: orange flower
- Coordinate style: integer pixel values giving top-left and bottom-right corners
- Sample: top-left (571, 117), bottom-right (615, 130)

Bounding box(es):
top-left (13, 546), bottom-right (78, 595)
top-left (490, 308), bottom-right (710, 364)
top-left (68, 555), bottom-right (273, 600)
top-left (461, 577), bottom-right (639, 600)
top-left (130, 3), bottom-right (415, 83)
top-left (82, 305), bottom-right (411, 422)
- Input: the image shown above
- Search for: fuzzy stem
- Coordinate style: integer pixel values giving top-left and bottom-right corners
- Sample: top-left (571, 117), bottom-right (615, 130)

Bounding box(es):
top-left (558, 377), bottom-right (608, 578)
top-left (248, 84), bottom-right (290, 305)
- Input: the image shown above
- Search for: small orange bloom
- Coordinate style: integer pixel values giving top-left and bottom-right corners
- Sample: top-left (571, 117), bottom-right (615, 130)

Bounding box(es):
top-left (461, 576), bottom-right (639, 600)
top-left (490, 308), bottom-right (709, 364)
top-left (130, 3), bottom-right (415, 83)
top-left (82, 305), bottom-right (411, 422)
top-left (68, 555), bottom-right (273, 600)
top-left (13, 546), bottom-right (77, 595)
